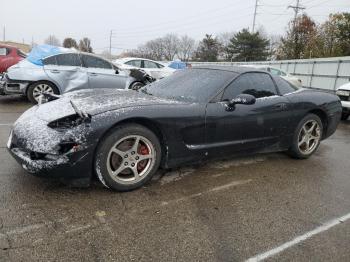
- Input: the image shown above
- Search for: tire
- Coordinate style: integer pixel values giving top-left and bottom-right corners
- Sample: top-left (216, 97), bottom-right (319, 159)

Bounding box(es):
top-left (94, 124), bottom-right (161, 191)
top-left (341, 112), bottom-right (349, 121)
top-left (287, 114), bottom-right (323, 159)
top-left (129, 81), bottom-right (145, 91)
top-left (27, 81), bottom-right (59, 104)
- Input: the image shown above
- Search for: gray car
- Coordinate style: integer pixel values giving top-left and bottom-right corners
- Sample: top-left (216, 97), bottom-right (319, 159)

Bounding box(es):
top-left (0, 52), bottom-right (134, 103)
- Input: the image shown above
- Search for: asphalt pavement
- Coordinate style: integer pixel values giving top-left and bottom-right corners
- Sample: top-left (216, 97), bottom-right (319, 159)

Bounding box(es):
top-left (0, 95), bottom-right (350, 262)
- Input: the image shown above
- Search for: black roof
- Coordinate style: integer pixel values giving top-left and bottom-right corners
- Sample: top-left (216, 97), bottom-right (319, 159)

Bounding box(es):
top-left (194, 65), bottom-right (263, 74)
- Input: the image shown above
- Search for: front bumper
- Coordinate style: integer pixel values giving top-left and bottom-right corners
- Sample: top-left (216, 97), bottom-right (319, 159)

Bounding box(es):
top-left (0, 74), bottom-right (29, 95)
top-left (7, 109), bottom-right (95, 181)
top-left (341, 101), bottom-right (350, 111)
top-left (8, 145), bottom-right (93, 179)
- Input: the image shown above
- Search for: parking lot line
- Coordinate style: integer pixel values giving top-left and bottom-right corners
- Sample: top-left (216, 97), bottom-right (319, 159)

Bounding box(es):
top-left (160, 179), bottom-right (252, 207)
top-left (0, 123), bottom-right (13, 126)
top-left (245, 212), bottom-right (350, 262)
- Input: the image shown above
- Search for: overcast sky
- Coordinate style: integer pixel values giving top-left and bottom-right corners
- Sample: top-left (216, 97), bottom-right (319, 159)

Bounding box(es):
top-left (1, 0), bottom-right (349, 54)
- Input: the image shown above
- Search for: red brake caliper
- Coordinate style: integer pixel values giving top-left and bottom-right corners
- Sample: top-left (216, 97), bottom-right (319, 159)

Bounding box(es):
top-left (137, 145), bottom-right (149, 172)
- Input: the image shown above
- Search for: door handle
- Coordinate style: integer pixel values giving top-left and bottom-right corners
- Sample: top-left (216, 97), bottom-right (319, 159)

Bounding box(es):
top-left (50, 69), bottom-right (60, 73)
top-left (89, 73), bottom-right (98, 76)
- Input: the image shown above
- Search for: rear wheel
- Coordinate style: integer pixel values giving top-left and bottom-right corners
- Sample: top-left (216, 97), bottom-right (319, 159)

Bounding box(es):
top-left (288, 114), bottom-right (323, 159)
top-left (94, 124), bottom-right (161, 191)
top-left (129, 81), bottom-right (145, 91)
top-left (27, 81), bottom-right (59, 104)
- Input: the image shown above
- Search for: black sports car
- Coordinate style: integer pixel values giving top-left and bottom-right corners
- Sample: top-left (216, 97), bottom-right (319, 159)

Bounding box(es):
top-left (7, 66), bottom-right (342, 191)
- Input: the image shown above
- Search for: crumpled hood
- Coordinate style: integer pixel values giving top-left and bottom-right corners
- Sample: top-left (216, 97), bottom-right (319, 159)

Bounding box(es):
top-left (33, 88), bottom-right (181, 122)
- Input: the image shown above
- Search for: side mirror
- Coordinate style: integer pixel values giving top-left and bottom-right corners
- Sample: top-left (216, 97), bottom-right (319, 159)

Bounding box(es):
top-left (115, 69), bottom-right (119, 74)
top-left (226, 94), bottom-right (256, 108)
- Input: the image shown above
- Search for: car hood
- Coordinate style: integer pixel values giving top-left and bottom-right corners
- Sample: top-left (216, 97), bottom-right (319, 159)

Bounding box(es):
top-left (338, 82), bottom-right (350, 91)
top-left (33, 88), bottom-right (182, 122)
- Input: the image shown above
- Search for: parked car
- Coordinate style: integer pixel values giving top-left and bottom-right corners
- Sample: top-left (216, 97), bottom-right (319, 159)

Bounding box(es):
top-left (243, 65), bottom-right (303, 88)
top-left (0, 45), bottom-right (151, 103)
top-left (115, 57), bottom-right (175, 79)
top-left (168, 60), bottom-right (187, 69)
top-left (0, 44), bottom-right (26, 74)
top-left (336, 82), bottom-right (350, 120)
top-left (7, 66), bottom-right (341, 191)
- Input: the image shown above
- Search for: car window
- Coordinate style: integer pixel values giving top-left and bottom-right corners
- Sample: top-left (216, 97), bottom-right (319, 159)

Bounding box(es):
top-left (142, 69), bottom-right (237, 102)
top-left (274, 76), bottom-right (297, 95)
top-left (82, 55), bottom-right (112, 69)
top-left (55, 53), bottom-right (81, 67)
top-left (269, 68), bottom-right (282, 76)
top-left (223, 72), bottom-right (278, 100)
top-left (0, 48), bottom-right (8, 56)
top-left (125, 60), bottom-right (142, 68)
top-left (17, 49), bottom-right (27, 58)
top-left (144, 60), bottom-right (159, 69)
top-left (156, 63), bottom-right (164, 68)
top-left (43, 56), bottom-right (57, 66)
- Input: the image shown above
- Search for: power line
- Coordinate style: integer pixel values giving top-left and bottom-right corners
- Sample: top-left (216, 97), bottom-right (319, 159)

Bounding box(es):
top-left (288, 0), bottom-right (306, 23)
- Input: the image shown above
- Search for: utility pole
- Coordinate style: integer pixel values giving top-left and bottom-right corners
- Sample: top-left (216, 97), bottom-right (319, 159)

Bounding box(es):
top-left (2, 26), bottom-right (5, 41)
top-left (252, 0), bottom-right (259, 33)
top-left (109, 30), bottom-right (113, 58)
top-left (288, 0), bottom-right (305, 59)
top-left (288, 0), bottom-right (305, 25)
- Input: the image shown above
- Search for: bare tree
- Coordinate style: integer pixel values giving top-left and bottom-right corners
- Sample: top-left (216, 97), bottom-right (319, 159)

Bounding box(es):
top-left (162, 34), bottom-right (180, 61)
top-left (44, 35), bottom-right (61, 46)
top-left (178, 35), bottom-right (195, 61)
top-left (79, 37), bottom-right (93, 53)
top-left (63, 37), bottom-right (78, 49)
top-left (144, 38), bottom-right (165, 60)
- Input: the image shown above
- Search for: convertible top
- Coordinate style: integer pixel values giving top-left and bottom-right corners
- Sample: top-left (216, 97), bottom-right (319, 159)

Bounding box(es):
top-left (26, 44), bottom-right (75, 66)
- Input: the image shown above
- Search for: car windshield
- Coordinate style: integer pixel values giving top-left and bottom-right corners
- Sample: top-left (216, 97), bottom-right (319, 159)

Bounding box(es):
top-left (141, 69), bottom-right (236, 102)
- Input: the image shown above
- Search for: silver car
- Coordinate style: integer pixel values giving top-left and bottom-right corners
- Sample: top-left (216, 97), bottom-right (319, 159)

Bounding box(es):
top-left (0, 52), bottom-right (134, 103)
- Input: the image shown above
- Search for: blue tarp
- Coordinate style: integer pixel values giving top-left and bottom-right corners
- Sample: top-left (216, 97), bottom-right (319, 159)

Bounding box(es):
top-left (26, 45), bottom-right (71, 66)
top-left (168, 60), bottom-right (187, 70)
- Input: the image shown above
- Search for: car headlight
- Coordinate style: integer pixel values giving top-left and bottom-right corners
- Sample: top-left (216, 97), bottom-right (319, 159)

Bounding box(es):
top-left (336, 90), bottom-right (350, 96)
top-left (48, 114), bottom-right (91, 130)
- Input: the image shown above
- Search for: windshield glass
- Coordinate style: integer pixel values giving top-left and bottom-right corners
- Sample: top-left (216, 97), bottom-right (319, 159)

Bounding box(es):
top-left (141, 69), bottom-right (237, 102)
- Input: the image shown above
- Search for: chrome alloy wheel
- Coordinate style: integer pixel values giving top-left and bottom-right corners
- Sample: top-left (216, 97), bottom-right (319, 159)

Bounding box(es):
top-left (106, 135), bottom-right (156, 185)
top-left (298, 120), bottom-right (321, 155)
top-left (32, 83), bottom-right (54, 102)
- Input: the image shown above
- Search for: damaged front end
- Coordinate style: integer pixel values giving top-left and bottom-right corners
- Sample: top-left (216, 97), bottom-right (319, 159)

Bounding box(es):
top-left (7, 102), bottom-right (95, 183)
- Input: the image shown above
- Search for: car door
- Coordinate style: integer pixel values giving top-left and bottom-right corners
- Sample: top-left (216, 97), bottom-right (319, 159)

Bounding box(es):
top-left (142, 60), bottom-right (165, 79)
top-left (43, 53), bottom-right (89, 92)
top-left (205, 72), bottom-right (292, 158)
top-left (125, 59), bottom-right (142, 69)
top-left (82, 54), bottom-right (127, 89)
top-left (0, 47), bottom-right (13, 73)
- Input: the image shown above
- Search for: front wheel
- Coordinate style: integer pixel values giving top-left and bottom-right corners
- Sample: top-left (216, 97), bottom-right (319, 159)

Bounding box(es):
top-left (288, 114), bottom-right (323, 159)
top-left (94, 124), bottom-right (161, 191)
top-left (27, 81), bottom-right (59, 104)
top-left (341, 112), bottom-right (349, 121)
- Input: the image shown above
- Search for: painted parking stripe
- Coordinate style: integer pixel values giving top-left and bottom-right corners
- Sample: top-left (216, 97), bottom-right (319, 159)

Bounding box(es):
top-left (0, 123), bottom-right (13, 126)
top-left (246, 212), bottom-right (350, 262)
